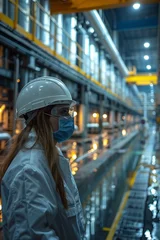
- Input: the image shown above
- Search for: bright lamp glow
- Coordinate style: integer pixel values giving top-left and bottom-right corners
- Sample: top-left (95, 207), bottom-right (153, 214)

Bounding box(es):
top-left (144, 42), bottom-right (150, 48)
top-left (92, 142), bottom-right (98, 150)
top-left (122, 129), bottom-right (127, 136)
top-left (144, 55), bottom-right (149, 60)
top-left (93, 113), bottom-right (98, 118)
top-left (146, 65), bottom-right (151, 70)
top-left (103, 114), bottom-right (107, 119)
top-left (133, 3), bottom-right (140, 9)
top-left (88, 27), bottom-right (94, 33)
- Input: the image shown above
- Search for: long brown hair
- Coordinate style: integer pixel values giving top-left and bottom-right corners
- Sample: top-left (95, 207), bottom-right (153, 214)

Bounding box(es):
top-left (0, 109), bottom-right (68, 209)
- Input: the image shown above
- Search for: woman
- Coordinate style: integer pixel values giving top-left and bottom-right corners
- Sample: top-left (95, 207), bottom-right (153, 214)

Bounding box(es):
top-left (0, 76), bottom-right (85, 240)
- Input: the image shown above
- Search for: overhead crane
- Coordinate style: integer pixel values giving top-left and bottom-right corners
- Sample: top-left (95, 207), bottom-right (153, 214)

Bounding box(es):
top-left (50, 0), bottom-right (159, 14)
top-left (126, 74), bottom-right (158, 85)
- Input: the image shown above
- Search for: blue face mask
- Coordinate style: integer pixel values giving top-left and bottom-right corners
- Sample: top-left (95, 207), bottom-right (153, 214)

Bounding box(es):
top-left (53, 116), bottom-right (74, 143)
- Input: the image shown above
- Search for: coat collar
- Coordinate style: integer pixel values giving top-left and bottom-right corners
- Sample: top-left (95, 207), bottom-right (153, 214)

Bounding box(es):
top-left (24, 129), bottom-right (41, 149)
top-left (24, 129), bottom-right (63, 157)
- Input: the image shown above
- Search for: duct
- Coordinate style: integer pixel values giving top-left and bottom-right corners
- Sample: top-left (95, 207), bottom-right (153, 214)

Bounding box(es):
top-left (83, 10), bottom-right (129, 77)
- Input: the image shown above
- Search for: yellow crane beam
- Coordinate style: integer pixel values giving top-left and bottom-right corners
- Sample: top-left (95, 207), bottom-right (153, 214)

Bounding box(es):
top-left (50, 0), bottom-right (159, 14)
top-left (126, 74), bottom-right (157, 85)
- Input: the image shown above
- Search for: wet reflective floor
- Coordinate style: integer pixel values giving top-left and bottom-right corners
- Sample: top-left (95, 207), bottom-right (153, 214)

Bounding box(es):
top-left (77, 127), bottom-right (160, 240)
top-left (60, 128), bottom-right (134, 176)
top-left (113, 128), bottom-right (160, 240)
top-left (80, 133), bottom-right (141, 240)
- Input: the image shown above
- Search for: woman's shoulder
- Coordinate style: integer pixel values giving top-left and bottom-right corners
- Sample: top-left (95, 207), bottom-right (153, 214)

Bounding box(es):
top-left (2, 147), bottom-right (47, 183)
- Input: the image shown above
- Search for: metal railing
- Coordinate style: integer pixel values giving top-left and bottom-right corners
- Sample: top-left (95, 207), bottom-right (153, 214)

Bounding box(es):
top-left (0, 0), bottom-right (135, 107)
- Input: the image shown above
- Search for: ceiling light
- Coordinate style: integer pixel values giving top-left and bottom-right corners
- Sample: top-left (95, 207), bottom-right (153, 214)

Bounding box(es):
top-left (144, 55), bottom-right (149, 60)
top-left (103, 114), bottom-right (107, 119)
top-left (88, 27), bottom-right (94, 33)
top-left (133, 3), bottom-right (140, 10)
top-left (146, 65), bottom-right (151, 70)
top-left (144, 42), bottom-right (150, 48)
top-left (93, 113), bottom-right (98, 118)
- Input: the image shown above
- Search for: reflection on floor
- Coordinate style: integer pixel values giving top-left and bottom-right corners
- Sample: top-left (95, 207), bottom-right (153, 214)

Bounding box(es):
top-left (81, 132), bottom-right (141, 240)
top-left (79, 127), bottom-right (160, 240)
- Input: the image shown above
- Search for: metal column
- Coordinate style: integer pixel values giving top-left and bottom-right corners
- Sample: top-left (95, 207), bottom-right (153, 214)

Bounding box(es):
top-left (13, 56), bottom-right (19, 135)
top-left (143, 92), bottom-right (147, 119)
top-left (98, 95), bottom-right (104, 134)
top-left (81, 85), bottom-right (89, 138)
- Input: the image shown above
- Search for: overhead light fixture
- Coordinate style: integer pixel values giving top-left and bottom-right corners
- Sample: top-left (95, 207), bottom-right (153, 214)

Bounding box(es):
top-left (144, 55), bottom-right (149, 60)
top-left (146, 65), bottom-right (151, 70)
top-left (103, 114), bottom-right (107, 119)
top-left (88, 27), bottom-right (94, 33)
top-left (144, 42), bottom-right (150, 48)
top-left (133, 3), bottom-right (140, 10)
top-left (93, 113), bottom-right (98, 118)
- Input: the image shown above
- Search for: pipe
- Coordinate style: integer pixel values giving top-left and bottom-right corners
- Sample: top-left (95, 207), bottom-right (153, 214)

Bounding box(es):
top-left (84, 10), bottom-right (129, 77)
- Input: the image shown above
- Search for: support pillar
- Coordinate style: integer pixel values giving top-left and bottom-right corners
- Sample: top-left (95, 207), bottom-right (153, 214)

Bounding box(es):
top-left (117, 112), bottom-right (121, 124)
top-left (40, 0), bottom-right (50, 45)
top-left (99, 49), bottom-right (105, 85)
top-left (98, 95), bottom-right (104, 134)
top-left (109, 110), bottom-right (115, 129)
top-left (113, 30), bottom-right (119, 49)
top-left (77, 28), bottom-right (85, 69)
top-left (80, 85), bottom-right (89, 138)
top-left (63, 15), bottom-right (71, 59)
top-left (4, 48), bottom-right (8, 69)
top-left (43, 67), bottom-right (48, 76)
top-left (13, 56), bottom-right (19, 135)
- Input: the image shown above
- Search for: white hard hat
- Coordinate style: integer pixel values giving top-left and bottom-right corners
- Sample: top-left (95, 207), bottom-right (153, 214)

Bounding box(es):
top-left (16, 76), bottom-right (75, 118)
